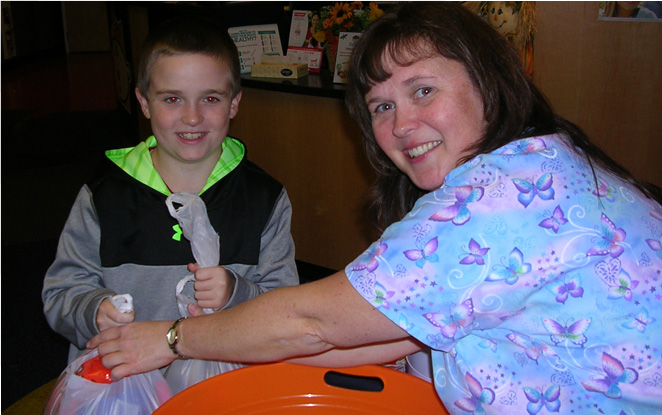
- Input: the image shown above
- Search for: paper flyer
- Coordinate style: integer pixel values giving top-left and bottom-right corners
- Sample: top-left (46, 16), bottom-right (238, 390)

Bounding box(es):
top-left (333, 32), bottom-right (363, 83)
top-left (228, 24), bottom-right (284, 73)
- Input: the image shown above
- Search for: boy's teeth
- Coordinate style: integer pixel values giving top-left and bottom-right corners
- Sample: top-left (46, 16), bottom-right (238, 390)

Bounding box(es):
top-left (408, 141), bottom-right (441, 158)
top-left (179, 133), bottom-right (203, 140)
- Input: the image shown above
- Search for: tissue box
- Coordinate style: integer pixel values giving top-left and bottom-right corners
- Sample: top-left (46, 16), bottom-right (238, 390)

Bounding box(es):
top-left (251, 63), bottom-right (308, 79)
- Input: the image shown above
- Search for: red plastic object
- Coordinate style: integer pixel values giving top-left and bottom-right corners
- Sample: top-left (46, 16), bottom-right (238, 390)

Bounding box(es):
top-left (76, 355), bottom-right (113, 384)
top-left (153, 362), bottom-right (449, 414)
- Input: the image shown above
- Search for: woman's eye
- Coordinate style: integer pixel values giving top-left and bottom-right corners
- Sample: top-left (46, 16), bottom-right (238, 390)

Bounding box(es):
top-left (374, 103), bottom-right (392, 114)
top-left (414, 87), bottom-right (432, 98)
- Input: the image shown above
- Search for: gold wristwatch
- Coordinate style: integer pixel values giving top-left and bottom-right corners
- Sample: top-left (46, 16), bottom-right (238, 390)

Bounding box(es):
top-left (166, 317), bottom-right (190, 359)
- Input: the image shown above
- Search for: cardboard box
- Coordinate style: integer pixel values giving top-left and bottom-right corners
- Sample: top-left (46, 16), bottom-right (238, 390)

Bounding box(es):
top-left (251, 62), bottom-right (308, 79)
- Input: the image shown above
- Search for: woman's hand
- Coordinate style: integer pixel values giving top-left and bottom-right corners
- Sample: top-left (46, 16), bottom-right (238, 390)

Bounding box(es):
top-left (96, 297), bottom-right (135, 331)
top-left (188, 263), bottom-right (236, 311)
top-left (87, 321), bottom-right (176, 381)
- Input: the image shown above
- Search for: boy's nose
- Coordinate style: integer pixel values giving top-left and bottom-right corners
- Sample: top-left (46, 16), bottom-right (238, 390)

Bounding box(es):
top-left (182, 105), bottom-right (203, 125)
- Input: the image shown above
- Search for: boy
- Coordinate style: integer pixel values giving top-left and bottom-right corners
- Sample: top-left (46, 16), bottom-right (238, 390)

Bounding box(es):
top-left (42, 16), bottom-right (298, 366)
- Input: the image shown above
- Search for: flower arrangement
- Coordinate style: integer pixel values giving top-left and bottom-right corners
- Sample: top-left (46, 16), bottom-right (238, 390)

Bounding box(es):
top-left (311, 2), bottom-right (384, 45)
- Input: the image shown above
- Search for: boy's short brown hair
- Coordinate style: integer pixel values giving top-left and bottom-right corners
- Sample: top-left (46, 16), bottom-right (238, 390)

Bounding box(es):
top-left (136, 15), bottom-right (241, 99)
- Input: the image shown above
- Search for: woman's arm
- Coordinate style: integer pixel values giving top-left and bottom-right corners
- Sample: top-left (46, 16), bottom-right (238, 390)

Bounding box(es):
top-left (90, 270), bottom-right (414, 380)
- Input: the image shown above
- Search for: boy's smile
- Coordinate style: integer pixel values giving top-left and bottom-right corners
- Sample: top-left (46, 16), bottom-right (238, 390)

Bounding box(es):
top-left (136, 53), bottom-right (241, 190)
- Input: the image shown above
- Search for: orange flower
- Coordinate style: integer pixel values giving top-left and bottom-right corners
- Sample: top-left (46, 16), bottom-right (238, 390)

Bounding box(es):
top-left (328, 2), bottom-right (354, 26)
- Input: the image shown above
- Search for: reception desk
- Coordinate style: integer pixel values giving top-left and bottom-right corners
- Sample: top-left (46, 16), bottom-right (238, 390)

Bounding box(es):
top-left (229, 72), bottom-right (378, 271)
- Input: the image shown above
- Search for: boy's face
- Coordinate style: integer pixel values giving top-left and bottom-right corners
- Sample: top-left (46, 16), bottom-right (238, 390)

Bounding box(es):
top-left (136, 53), bottom-right (241, 167)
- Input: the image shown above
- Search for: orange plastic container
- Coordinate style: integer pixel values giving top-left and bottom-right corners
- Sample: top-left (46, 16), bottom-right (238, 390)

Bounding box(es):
top-left (153, 362), bottom-right (449, 414)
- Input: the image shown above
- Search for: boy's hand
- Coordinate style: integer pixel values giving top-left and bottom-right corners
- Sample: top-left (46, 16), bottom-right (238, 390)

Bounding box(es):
top-left (187, 263), bottom-right (236, 312)
top-left (97, 298), bottom-right (136, 331)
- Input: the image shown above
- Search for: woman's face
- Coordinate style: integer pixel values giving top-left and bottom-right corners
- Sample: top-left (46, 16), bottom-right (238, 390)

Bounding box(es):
top-left (365, 54), bottom-right (486, 191)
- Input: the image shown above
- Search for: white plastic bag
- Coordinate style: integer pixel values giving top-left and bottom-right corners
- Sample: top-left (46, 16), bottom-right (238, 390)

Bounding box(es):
top-left (44, 349), bottom-right (172, 415)
top-left (44, 295), bottom-right (172, 415)
top-left (164, 192), bottom-right (246, 394)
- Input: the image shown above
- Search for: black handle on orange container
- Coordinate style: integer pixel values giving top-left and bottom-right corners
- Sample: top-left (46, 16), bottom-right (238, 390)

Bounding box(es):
top-left (323, 370), bottom-right (385, 392)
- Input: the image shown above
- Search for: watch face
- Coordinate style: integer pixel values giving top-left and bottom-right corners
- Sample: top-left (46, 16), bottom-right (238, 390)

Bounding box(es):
top-left (167, 328), bottom-right (176, 345)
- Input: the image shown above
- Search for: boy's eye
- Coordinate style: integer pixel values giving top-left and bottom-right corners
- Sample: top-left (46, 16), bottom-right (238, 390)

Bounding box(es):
top-left (165, 97), bottom-right (180, 104)
top-left (204, 97), bottom-right (220, 103)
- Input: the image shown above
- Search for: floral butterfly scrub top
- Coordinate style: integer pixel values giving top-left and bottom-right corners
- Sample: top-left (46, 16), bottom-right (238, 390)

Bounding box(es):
top-left (346, 134), bottom-right (662, 415)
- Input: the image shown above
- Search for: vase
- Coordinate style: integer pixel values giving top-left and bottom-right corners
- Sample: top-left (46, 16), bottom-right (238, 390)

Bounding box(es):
top-left (325, 37), bottom-right (339, 70)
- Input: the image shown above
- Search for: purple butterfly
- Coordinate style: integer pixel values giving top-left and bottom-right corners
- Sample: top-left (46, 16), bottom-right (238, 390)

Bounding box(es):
top-left (512, 173), bottom-right (555, 208)
top-left (429, 186), bottom-right (484, 225)
top-left (538, 205), bottom-right (568, 233)
top-left (502, 138), bottom-right (547, 155)
top-left (424, 299), bottom-right (475, 340)
top-left (522, 385), bottom-right (561, 415)
top-left (646, 234), bottom-right (662, 259)
top-left (486, 247), bottom-right (531, 285)
top-left (454, 372), bottom-right (495, 415)
top-left (582, 352), bottom-right (638, 398)
top-left (352, 241), bottom-right (387, 272)
top-left (506, 332), bottom-right (557, 364)
top-left (586, 213), bottom-right (626, 258)
top-left (542, 317), bottom-right (590, 347)
top-left (404, 237), bottom-right (439, 269)
top-left (546, 274), bottom-right (583, 304)
top-left (460, 238), bottom-right (490, 265)
top-left (621, 307), bottom-right (656, 333)
top-left (592, 177), bottom-right (616, 202)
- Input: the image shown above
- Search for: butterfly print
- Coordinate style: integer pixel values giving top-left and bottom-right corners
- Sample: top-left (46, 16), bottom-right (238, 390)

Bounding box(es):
top-left (522, 385), bottom-right (561, 415)
top-left (429, 185), bottom-right (484, 225)
top-left (547, 274), bottom-right (584, 304)
top-left (502, 138), bottom-right (547, 155)
top-left (512, 173), bottom-right (555, 208)
top-left (538, 205), bottom-right (568, 233)
top-left (486, 247), bottom-right (532, 285)
top-left (621, 307), bottom-right (656, 333)
top-left (354, 273), bottom-right (395, 309)
top-left (643, 373), bottom-right (662, 388)
top-left (454, 372), bottom-right (495, 415)
top-left (404, 236), bottom-right (439, 269)
top-left (592, 177), bottom-right (616, 202)
top-left (506, 332), bottom-right (557, 364)
top-left (646, 234), bottom-right (662, 259)
top-left (594, 258), bottom-right (639, 301)
top-left (582, 352), bottom-right (638, 398)
top-left (352, 241), bottom-right (387, 272)
top-left (478, 339), bottom-right (498, 353)
top-left (542, 317), bottom-right (591, 347)
top-left (586, 213), bottom-right (626, 258)
top-left (460, 238), bottom-right (490, 265)
top-left (499, 390), bottom-right (517, 406)
top-left (424, 299), bottom-right (475, 340)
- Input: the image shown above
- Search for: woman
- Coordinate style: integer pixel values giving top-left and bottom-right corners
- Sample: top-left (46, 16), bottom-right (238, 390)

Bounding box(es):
top-left (91, 3), bottom-right (662, 414)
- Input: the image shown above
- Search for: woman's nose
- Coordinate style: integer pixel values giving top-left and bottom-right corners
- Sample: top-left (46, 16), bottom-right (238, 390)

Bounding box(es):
top-left (181, 104), bottom-right (203, 125)
top-left (392, 106), bottom-right (417, 138)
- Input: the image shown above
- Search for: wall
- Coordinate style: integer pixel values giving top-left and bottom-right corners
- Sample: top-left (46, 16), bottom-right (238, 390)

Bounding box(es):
top-left (533, 2), bottom-right (662, 189)
top-left (228, 88), bottom-right (378, 270)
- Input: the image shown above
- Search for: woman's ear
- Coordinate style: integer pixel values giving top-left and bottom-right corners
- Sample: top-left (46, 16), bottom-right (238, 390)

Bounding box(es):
top-left (135, 87), bottom-right (151, 119)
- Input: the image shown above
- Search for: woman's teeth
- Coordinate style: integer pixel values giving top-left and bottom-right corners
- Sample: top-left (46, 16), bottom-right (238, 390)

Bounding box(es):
top-left (408, 141), bottom-right (441, 158)
top-left (179, 133), bottom-right (204, 140)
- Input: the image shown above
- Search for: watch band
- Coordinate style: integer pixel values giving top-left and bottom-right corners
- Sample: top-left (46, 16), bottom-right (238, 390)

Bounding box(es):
top-left (167, 317), bottom-right (190, 360)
